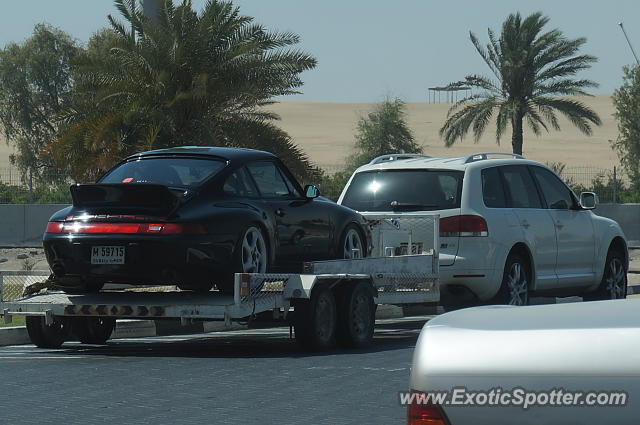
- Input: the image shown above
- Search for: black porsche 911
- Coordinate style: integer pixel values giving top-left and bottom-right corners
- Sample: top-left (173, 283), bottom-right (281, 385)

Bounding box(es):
top-left (43, 147), bottom-right (370, 293)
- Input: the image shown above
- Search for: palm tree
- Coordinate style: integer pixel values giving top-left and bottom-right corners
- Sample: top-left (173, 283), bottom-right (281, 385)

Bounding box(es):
top-left (439, 12), bottom-right (601, 155)
top-left (51, 0), bottom-right (317, 181)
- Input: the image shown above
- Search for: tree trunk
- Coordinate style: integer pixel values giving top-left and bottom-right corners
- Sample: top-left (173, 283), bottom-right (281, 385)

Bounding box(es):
top-left (511, 112), bottom-right (524, 155)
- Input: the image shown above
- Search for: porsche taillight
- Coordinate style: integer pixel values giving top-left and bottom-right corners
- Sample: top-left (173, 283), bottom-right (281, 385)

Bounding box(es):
top-left (45, 222), bottom-right (207, 235)
top-left (439, 215), bottom-right (488, 237)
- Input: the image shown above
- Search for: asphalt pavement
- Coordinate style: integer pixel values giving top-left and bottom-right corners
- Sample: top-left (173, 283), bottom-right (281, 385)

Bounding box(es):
top-left (0, 316), bottom-right (429, 425)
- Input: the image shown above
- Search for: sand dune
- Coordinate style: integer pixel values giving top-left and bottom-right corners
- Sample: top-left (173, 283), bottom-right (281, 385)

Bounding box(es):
top-left (268, 94), bottom-right (620, 172)
top-left (0, 94), bottom-right (621, 173)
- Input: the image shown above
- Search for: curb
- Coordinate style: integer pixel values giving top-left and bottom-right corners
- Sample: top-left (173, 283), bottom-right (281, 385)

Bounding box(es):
top-left (0, 326), bottom-right (31, 346)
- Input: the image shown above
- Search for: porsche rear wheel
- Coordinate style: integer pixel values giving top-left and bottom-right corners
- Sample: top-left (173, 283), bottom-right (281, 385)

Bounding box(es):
top-left (239, 227), bottom-right (268, 274)
top-left (340, 225), bottom-right (365, 260)
top-left (218, 226), bottom-right (268, 295)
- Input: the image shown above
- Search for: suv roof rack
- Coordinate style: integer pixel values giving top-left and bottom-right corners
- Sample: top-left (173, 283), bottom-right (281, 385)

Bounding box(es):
top-left (368, 154), bottom-right (431, 165)
top-left (463, 152), bottom-right (524, 164)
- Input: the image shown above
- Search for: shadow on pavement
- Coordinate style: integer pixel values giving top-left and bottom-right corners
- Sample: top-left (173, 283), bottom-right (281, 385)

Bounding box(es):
top-left (37, 316), bottom-right (432, 359)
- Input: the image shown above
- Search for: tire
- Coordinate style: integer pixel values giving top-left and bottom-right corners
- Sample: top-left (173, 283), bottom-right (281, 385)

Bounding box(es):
top-left (74, 317), bottom-right (116, 345)
top-left (339, 224), bottom-right (365, 260)
top-left (491, 253), bottom-right (530, 306)
top-left (26, 316), bottom-right (70, 349)
top-left (294, 287), bottom-right (337, 351)
top-left (217, 226), bottom-right (269, 295)
top-left (336, 282), bottom-right (375, 348)
top-left (583, 250), bottom-right (627, 301)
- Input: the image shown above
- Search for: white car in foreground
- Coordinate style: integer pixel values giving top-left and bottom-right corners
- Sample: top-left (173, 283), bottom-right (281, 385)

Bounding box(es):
top-left (408, 299), bottom-right (639, 424)
top-left (338, 153), bottom-right (628, 309)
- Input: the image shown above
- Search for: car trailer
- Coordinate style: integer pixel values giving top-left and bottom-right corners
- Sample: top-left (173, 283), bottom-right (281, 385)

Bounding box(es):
top-left (0, 214), bottom-right (439, 351)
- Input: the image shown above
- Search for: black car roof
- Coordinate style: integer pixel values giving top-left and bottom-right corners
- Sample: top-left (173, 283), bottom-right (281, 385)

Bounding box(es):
top-left (126, 146), bottom-right (277, 162)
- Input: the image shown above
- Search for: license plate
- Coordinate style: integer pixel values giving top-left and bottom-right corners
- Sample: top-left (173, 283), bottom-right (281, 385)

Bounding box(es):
top-left (91, 246), bottom-right (125, 265)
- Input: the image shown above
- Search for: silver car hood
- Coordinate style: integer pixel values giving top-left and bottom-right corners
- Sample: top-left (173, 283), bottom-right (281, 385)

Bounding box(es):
top-left (410, 300), bottom-right (640, 424)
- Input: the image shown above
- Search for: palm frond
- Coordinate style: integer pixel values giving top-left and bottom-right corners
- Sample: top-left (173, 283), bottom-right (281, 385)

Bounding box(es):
top-left (470, 31), bottom-right (501, 80)
top-left (440, 97), bottom-right (499, 146)
top-left (535, 97), bottom-right (602, 135)
top-left (533, 78), bottom-right (597, 97)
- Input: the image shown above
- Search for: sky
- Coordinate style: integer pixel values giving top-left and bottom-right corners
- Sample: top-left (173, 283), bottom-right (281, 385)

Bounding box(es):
top-left (1, 0), bottom-right (639, 102)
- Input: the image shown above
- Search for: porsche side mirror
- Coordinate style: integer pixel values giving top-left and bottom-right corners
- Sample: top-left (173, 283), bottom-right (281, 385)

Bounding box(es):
top-left (304, 185), bottom-right (320, 199)
top-left (580, 192), bottom-right (597, 209)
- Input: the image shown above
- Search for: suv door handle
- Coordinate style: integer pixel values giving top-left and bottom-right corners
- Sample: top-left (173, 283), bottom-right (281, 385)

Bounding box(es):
top-left (275, 208), bottom-right (286, 217)
top-left (520, 220), bottom-right (530, 229)
top-left (555, 221), bottom-right (564, 229)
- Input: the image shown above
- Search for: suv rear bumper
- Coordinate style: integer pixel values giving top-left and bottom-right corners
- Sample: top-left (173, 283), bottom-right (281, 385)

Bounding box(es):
top-left (439, 261), bottom-right (502, 301)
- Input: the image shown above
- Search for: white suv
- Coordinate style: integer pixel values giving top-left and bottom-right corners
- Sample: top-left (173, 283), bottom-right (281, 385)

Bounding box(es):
top-left (337, 153), bottom-right (628, 308)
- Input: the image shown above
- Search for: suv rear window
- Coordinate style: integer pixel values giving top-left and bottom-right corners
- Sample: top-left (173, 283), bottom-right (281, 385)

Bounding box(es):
top-left (341, 169), bottom-right (463, 212)
top-left (100, 157), bottom-right (226, 187)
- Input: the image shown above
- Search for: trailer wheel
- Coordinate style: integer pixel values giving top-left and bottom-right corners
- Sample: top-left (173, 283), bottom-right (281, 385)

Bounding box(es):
top-left (336, 282), bottom-right (375, 348)
top-left (294, 288), bottom-right (337, 350)
top-left (74, 317), bottom-right (116, 345)
top-left (26, 316), bottom-right (70, 349)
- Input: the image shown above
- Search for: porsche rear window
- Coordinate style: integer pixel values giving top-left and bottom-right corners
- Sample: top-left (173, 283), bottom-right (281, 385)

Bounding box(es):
top-left (100, 157), bottom-right (226, 187)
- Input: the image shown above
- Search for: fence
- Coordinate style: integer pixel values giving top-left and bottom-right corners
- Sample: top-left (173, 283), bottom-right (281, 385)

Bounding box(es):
top-left (0, 271), bottom-right (50, 302)
top-left (560, 166), bottom-right (631, 204)
top-left (0, 167), bottom-right (23, 186)
top-left (0, 166), bottom-right (72, 204)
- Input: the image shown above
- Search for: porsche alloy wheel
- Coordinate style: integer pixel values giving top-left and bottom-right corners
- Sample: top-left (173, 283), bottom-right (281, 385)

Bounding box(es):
top-left (342, 227), bottom-right (364, 260)
top-left (241, 227), bottom-right (268, 274)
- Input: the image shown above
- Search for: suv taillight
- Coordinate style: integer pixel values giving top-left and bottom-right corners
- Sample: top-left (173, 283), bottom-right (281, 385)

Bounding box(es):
top-left (407, 402), bottom-right (448, 425)
top-left (440, 215), bottom-right (488, 237)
